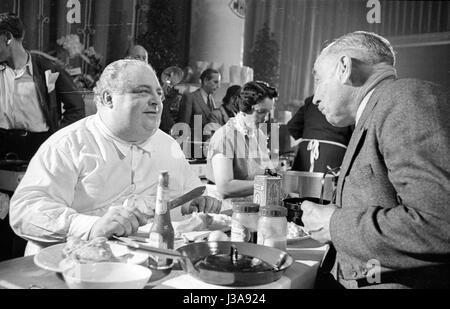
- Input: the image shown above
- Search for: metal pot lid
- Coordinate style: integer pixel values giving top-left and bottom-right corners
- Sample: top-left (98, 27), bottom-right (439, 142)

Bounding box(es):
top-left (176, 241), bottom-right (293, 287)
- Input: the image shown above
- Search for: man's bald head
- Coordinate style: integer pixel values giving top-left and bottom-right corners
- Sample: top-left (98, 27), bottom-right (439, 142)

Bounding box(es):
top-left (125, 45), bottom-right (148, 63)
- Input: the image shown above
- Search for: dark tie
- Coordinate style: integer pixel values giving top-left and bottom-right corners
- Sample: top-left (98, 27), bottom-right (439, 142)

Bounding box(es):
top-left (207, 95), bottom-right (214, 110)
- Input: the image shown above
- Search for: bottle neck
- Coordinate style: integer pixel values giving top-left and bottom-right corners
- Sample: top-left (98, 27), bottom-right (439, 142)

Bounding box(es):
top-left (155, 185), bottom-right (170, 215)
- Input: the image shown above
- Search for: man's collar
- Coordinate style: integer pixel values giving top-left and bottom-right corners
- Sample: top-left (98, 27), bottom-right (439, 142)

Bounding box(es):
top-left (24, 52), bottom-right (33, 76)
top-left (199, 87), bottom-right (209, 99)
top-left (355, 89), bottom-right (375, 126)
top-left (1, 52), bottom-right (33, 76)
top-left (94, 114), bottom-right (154, 157)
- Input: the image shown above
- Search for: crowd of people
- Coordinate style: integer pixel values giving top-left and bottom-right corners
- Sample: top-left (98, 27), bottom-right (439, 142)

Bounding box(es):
top-left (1, 12), bottom-right (449, 288)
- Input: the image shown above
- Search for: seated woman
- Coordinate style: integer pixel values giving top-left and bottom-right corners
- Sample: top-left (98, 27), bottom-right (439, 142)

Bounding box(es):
top-left (206, 81), bottom-right (278, 198)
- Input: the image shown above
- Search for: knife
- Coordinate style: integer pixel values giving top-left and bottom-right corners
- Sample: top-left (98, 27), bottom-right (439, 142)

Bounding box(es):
top-left (168, 186), bottom-right (206, 210)
top-left (113, 236), bottom-right (184, 260)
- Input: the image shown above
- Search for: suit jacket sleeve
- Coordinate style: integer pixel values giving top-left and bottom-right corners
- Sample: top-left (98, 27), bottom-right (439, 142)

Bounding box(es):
top-left (177, 92), bottom-right (193, 125)
top-left (287, 104), bottom-right (305, 140)
top-left (330, 81), bottom-right (450, 269)
top-left (54, 65), bottom-right (85, 128)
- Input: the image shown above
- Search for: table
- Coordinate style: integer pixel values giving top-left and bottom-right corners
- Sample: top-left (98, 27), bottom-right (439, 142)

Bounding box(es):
top-left (0, 238), bottom-right (328, 289)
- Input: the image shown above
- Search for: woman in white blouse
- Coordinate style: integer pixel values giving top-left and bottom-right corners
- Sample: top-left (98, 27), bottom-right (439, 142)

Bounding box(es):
top-left (206, 81), bottom-right (278, 198)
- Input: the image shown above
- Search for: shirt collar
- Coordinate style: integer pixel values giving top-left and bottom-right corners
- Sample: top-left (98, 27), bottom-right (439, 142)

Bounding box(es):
top-left (355, 89), bottom-right (375, 126)
top-left (232, 113), bottom-right (256, 137)
top-left (24, 52), bottom-right (33, 76)
top-left (0, 52), bottom-right (33, 76)
top-left (201, 87), bottom-right (214, 104)
top-left (93, 114), bottom-right (154, 157)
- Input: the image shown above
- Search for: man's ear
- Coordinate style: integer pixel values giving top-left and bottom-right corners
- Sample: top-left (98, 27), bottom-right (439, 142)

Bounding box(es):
top-left (3, 32), bottom-right (12, 45)
top-left (102, 91), bottom-right (113, 108)
top-left (336, 55), bottom-right (352, 85)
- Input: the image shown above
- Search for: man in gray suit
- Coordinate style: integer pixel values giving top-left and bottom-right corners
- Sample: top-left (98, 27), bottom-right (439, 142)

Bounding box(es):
top-left (177, 68), bottom-right (221, 158)
top-left (301, 31), bottom-right (450, 288)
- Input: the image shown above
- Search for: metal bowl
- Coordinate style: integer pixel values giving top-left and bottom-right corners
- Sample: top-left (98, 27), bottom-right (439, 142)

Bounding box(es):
top-left (280, 171), bottom-right (336, 201)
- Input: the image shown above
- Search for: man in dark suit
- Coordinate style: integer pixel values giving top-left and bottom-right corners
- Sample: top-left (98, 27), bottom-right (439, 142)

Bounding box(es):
top-left (177, 68), bottom-right (221, 158)
top-left (301, 31), bottom-right (450, 288)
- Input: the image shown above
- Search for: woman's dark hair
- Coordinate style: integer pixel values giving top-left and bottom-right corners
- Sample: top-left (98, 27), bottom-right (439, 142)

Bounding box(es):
top-left (222, 85), bottom-right (242, 105)
top-left (239, 81), bottom-right (278, 113)
top-left (0, 12), bottom-right (25, 39)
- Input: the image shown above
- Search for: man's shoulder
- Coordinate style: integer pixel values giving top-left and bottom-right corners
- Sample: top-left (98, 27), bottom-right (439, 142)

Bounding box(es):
top-left (380, 78), bottom-right (447, 97)
top-left (187, 88), bottom-right (205, 100)
top-left (374, 78), bottom-right (448, 113)
top-left (153, 128), bottom-right (177, 143)
top-left (43, 116), bottom-right (94, 150)
top-left (152, 129), bottom-right (185, 151)
top-left (372, 78), bottom-right (450, 129)
top-left (30, 51), bottom-right (65, 72)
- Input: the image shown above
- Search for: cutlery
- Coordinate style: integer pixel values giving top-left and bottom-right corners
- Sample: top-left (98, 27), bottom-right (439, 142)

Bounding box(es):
top-left (113, 236), bottom-right (185, 260)
top-left (168, 186), bottom-right (206, 210)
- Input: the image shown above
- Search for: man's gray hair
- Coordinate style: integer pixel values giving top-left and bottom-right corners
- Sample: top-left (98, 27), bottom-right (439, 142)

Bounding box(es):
top-left (93, 59), bottom-right (156, 104)
top-left (323, 31), bottom-right (396, 66)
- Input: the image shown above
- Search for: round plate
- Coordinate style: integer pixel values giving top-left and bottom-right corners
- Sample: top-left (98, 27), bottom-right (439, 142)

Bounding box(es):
top-left (287, 235), bottom-right (311, 244)
top-left (33, 242), bottom-right (149, 273)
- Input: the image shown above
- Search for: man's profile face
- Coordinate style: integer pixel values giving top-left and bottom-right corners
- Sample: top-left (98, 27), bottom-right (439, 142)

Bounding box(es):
top-left (0, 34), bottom-right (11, 62)
top-left (202, 73), bottom-right (221, 95)
top-left (312, 53), bottom-right (355, 127)
top-left (110, 64), bottom-right (163, 141)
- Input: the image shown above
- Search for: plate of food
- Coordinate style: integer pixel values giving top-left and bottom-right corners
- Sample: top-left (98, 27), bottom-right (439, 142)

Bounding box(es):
top-left (33, 237), bottom-right (149, 273)
top-left (287, 222), bottom-right (310, 243)
top-left (173, 212), bottom-right (231, 242)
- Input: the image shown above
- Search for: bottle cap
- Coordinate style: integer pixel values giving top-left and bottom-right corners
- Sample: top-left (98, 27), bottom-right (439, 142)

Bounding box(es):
top-left (232, 202), bottom-right (260, 213)
top-left (259, 206), bottom-right (287, 217)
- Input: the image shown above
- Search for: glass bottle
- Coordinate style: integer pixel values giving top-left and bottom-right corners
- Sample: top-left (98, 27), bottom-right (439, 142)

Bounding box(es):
top-left (257, 206), bottom-right (287, 251)
top-left (231, 202), bottom-right (260, 243)
top-left (148, 171), bottom-right (174, 267)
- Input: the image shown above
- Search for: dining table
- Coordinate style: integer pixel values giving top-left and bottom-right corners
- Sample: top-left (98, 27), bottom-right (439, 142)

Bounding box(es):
top-left (0, 236), bottom-right (329, 289)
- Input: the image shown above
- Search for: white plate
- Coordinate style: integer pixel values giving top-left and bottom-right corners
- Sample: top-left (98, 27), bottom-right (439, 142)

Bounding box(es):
top-left (33, 242), bottom-right (149, 273)
top-left (287, 234), bottom-right (311, 244)
top-left (180, 226), bottom-right (231, 242)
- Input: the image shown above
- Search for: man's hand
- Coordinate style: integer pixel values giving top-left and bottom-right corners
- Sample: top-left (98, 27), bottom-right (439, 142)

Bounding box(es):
top-left (181, 196), bottom-right (222, 215)
top-left (89, 206), bottom-right (149, 240)
top-left (301, 201), bottom-right (337, 243)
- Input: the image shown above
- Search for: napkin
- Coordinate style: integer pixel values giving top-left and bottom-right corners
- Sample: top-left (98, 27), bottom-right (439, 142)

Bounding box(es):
top-left (161, 274), bottom-right (292, 289)
top-left (45, 70), bottom-right (59, 93)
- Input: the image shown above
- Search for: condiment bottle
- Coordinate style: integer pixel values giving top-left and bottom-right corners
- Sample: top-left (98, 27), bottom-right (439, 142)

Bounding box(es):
top-left (257, 206), bottom-right (287, 251)
top-left (231, 202), bottom-right (260, 243)
top-left (148, 171), bottom-right (174, 267)
top-left (253, 175), bottom-right (283, 207)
